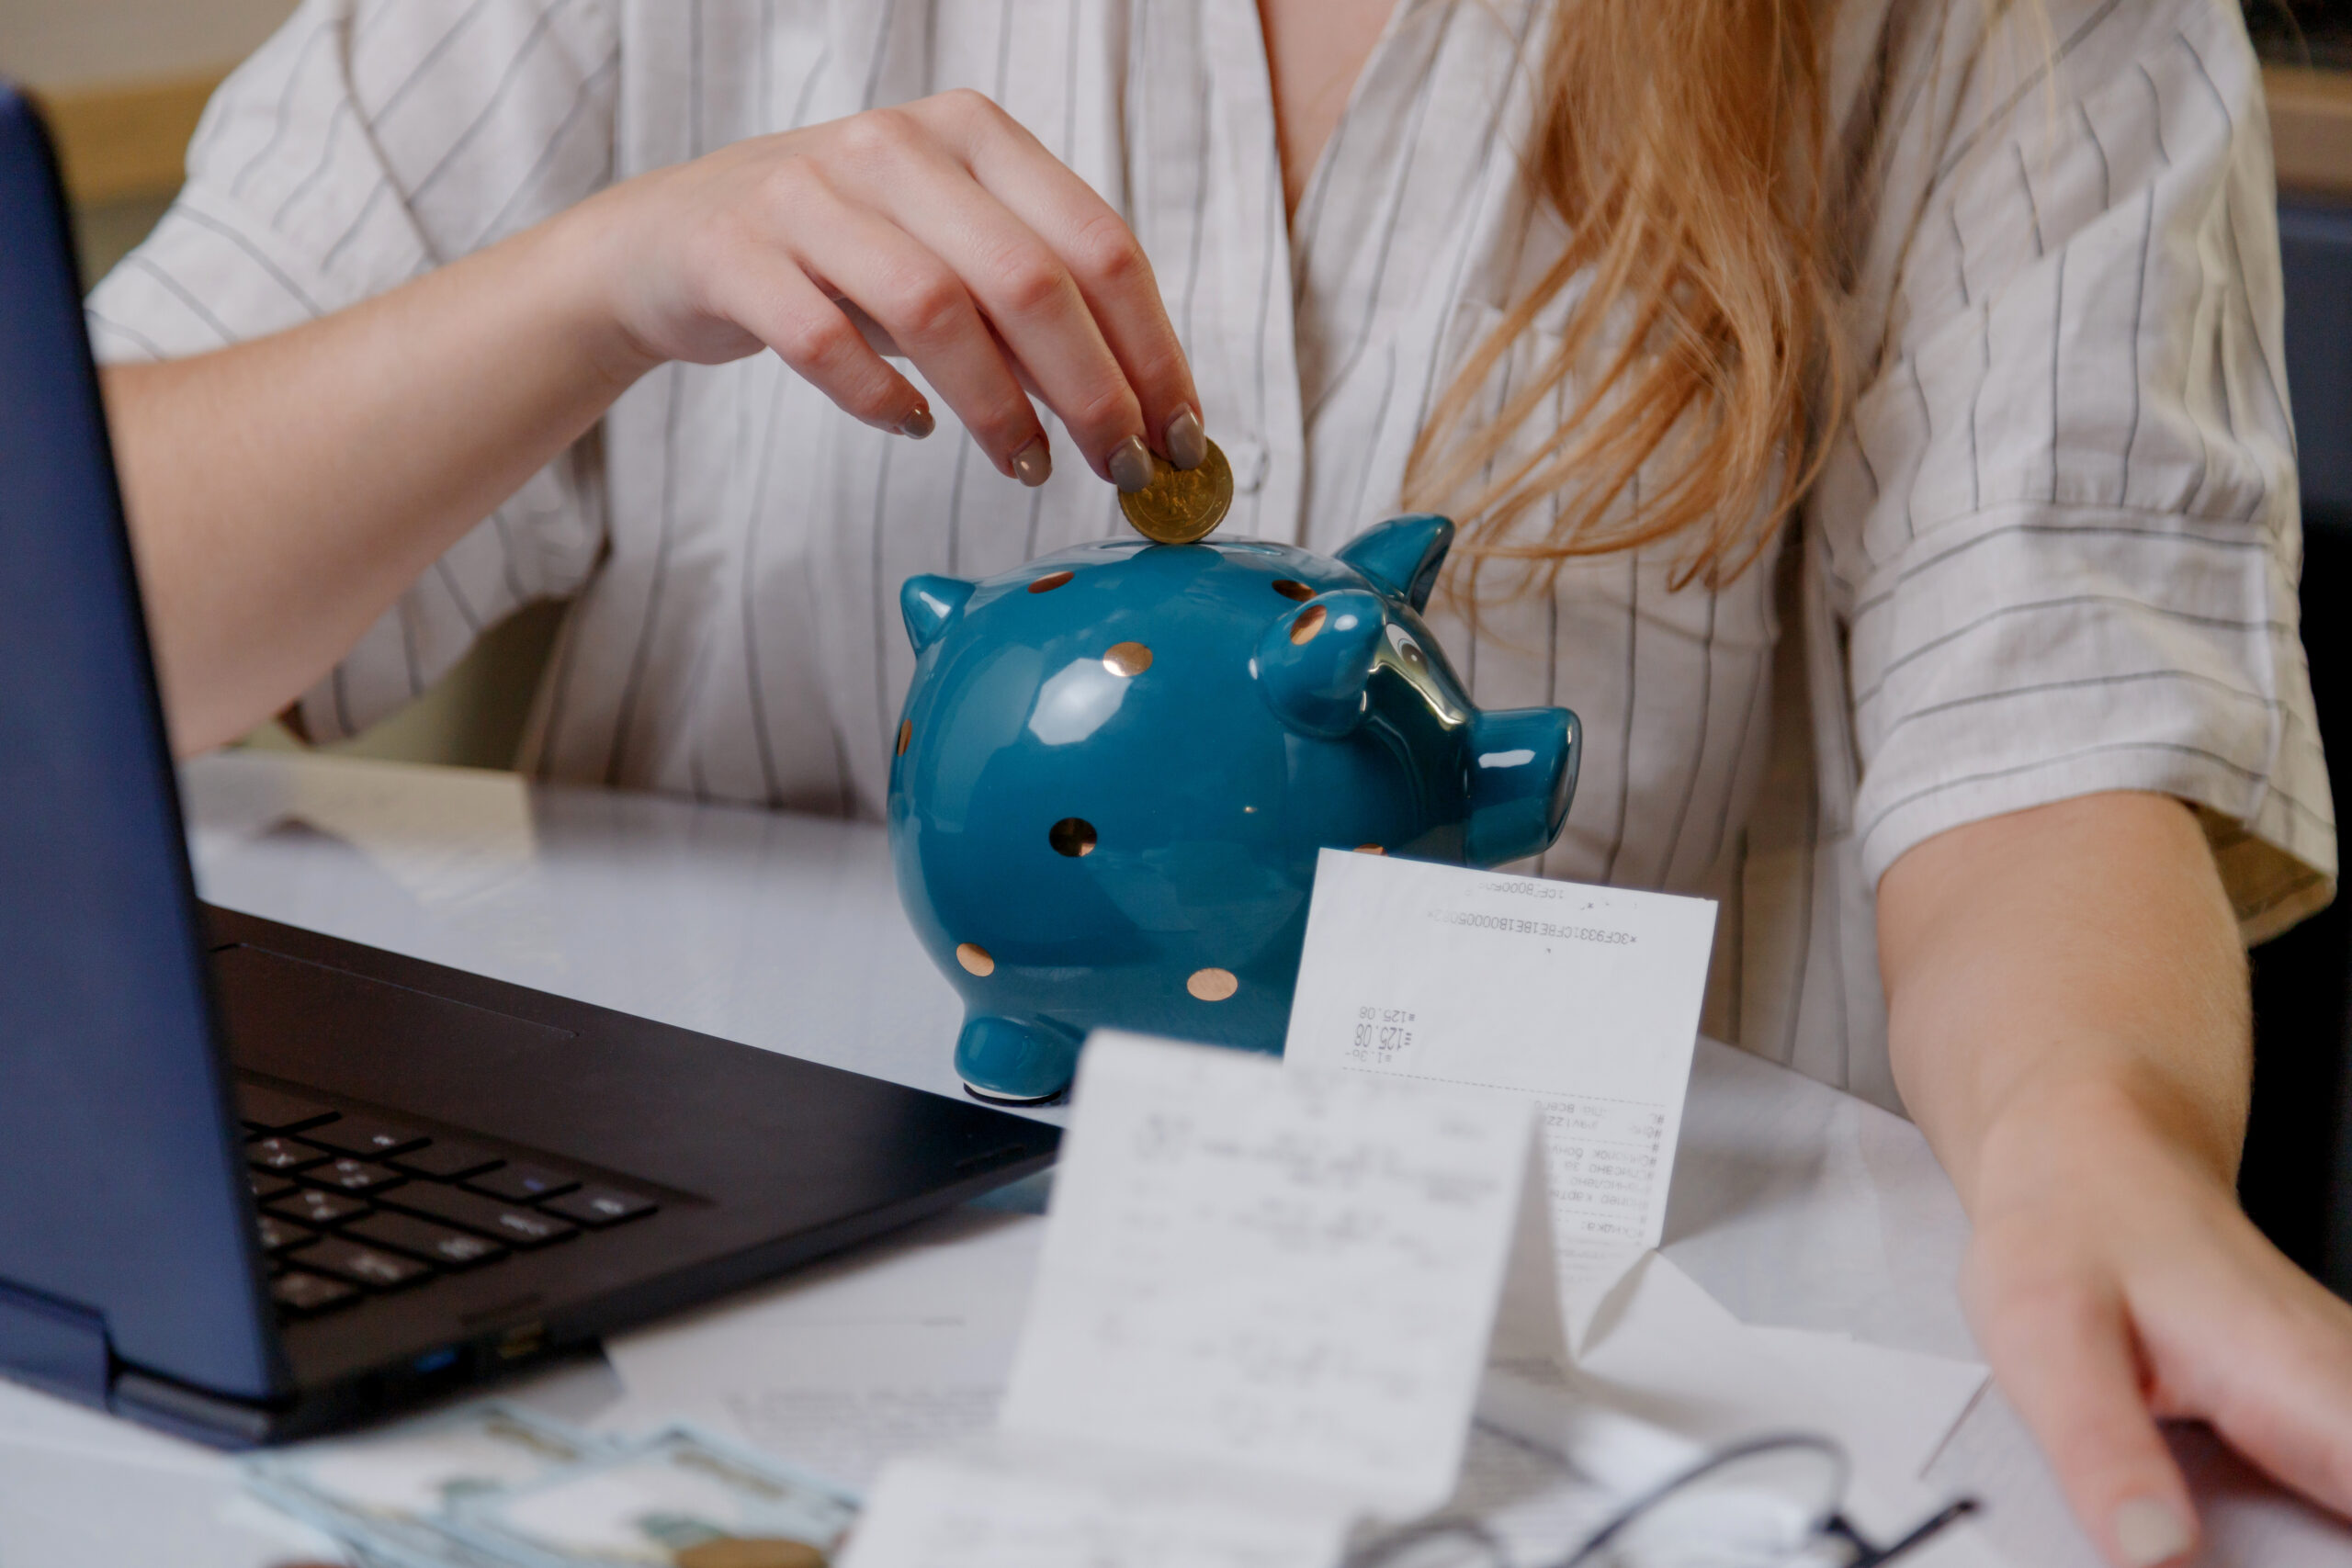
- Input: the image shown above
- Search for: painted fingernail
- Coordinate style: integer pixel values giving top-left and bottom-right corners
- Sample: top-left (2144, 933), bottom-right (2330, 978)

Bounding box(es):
top-left (2113, 1497), bottom-right (2192, 1566)
top-left (1109, 434), bottom-right (1154, 493)
top-left (1012, 436), bottom-right (1051, 488)
top-left (1165, 406), bottom-right (1206, 470)
top-left (898, 402), bottom-right (935, 440)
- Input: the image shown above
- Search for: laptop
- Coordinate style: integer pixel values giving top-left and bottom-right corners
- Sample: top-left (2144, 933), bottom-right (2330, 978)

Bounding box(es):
top-left (0, 84), bottom-right (1059, 1447)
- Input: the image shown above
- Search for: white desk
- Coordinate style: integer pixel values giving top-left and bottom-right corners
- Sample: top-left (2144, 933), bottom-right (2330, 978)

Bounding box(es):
top-left (1, 750), bottom-right (2343, 1567)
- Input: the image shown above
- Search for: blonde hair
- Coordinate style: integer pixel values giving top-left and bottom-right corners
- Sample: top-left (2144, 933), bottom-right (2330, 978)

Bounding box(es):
top-left (1405, 0), bottom-right (1849, 596)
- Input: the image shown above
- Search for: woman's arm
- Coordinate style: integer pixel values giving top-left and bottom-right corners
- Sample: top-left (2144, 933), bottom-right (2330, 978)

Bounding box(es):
top-left (1881, 789), bottom-right (2352, 1566)
top-left (105, 90), bottom-right (1202, 756)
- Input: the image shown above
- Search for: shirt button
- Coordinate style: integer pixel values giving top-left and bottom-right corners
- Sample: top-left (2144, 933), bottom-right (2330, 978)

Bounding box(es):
top-left (1224, 437), bottom-right (1270, 494)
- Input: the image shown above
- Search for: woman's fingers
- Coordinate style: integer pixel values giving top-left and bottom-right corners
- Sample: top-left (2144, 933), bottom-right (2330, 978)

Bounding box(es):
top-left (1966, 1235), bottom-right (2199, 1567)
top-left (769, 173), bottom-right (1052, 482)
top-left (846, 113), bottom-right (1147, 484)
top-left (916, 90), bottom-right (1203, 469)
top-left (708, 236), bottom-right (939, 443)
top-left (2137, 1240), bottom-right (2352, 1526)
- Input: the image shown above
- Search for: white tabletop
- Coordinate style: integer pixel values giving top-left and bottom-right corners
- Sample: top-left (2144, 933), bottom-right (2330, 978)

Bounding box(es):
top-left (1, 750), bottom-right (2342, 1567)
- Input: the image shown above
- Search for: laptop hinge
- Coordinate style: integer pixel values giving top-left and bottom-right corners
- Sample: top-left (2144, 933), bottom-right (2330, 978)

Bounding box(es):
top-left (0, 1276), bottom-right (109, 1407)
top-left (109, 1368), bottom-right (275, 1446)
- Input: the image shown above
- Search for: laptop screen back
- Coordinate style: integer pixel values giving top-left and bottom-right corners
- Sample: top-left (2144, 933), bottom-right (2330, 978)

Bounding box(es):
top-left (0, 85), bottom-right (278, 1404)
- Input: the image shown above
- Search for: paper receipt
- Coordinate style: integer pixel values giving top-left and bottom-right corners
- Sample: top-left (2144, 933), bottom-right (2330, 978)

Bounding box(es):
top-left (1283, 850), bottom-right (1717, 1311)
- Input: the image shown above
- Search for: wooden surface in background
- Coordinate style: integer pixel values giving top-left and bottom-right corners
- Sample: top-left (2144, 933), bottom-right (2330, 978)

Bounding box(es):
top-left (2270, 66), bottom-right (2352, 199)
top-left (30, 69), bottom-right (226, 206)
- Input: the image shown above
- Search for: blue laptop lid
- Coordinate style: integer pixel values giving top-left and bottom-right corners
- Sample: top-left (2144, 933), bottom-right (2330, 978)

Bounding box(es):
top-left (0, 85), bottom-right (280, 1405)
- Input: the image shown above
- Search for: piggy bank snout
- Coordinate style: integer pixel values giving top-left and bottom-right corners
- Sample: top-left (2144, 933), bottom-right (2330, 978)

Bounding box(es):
top-left (1464, 706), bottom-right (1579, 867)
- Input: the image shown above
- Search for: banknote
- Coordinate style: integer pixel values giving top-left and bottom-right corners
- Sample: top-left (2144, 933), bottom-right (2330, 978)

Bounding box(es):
top-left (448, 1424), bottom-right (859, 1567)
top-left (243, 1401), bottom-right (618, 1567)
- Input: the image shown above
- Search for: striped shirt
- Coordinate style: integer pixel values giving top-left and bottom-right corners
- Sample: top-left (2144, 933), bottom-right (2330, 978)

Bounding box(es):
top-left (90, 0), bottom-right (2333, 1112)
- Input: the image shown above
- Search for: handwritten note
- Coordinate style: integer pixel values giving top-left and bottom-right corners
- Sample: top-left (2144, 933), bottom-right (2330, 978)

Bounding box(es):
top-left (841, 1032), bottom-right (1553, 1568)
top-left (1283, 850), bottom-right (1717, 1325)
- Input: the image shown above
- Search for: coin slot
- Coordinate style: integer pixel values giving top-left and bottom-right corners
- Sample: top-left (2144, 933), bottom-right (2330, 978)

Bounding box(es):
top-left (1049, 818), bottom-right (1098, 857)
top-left (895, 719), bottom-right (910, 756)
top-left (956, 942), bottom-right (996, 976)
top-left (1272, 579), bottom-right (1315, 602)
top-left (1028, 570), bottom-right (1074, 593)
top-left (1102, 641), bottom-right (1152, 676)
top-left (1187, 967), bottom-right (1238, 1001)
top-left (1290, 604), bottom-right (1328, 645)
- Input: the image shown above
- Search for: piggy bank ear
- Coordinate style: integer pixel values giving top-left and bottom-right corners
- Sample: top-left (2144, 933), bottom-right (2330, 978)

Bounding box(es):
top-left (900, 575), bottom-right (975, 654)
top-left (1337, 514), bottom-right (1453, 612)
top-left (1253, 589), bottom-right (1385, 739)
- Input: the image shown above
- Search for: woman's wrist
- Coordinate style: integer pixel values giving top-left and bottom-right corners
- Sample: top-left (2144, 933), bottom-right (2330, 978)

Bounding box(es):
top-left (1965, 1063), bottom-right (2244, 1225)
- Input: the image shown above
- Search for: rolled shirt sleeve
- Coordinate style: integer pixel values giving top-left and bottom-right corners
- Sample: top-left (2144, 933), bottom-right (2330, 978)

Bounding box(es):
top-left (84, 0), bottom-right (621, 740)
top-left (1809, 0), bottom-right (2335, 940)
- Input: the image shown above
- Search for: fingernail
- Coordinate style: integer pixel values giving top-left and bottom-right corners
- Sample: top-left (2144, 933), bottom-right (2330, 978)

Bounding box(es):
top-left (1108, 434), bottom-right (1154, 494)
top-left (1165, 406), bottom-right (1206, 470)
top-left (2112, 1497), bottom-right (2192, 1566)
top-left (1012, 436), bottom-right (1051, 488)
top-left (898, 402), bottom-right (934, 440)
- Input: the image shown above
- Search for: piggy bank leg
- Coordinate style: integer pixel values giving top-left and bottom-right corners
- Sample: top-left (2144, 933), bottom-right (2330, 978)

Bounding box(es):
top-left (956, 1014), bottom-right (1082, 1104)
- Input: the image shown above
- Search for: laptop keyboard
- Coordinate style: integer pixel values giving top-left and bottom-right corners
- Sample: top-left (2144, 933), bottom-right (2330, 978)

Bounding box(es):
top-left (238, 1082), bottom-right (658, 1321)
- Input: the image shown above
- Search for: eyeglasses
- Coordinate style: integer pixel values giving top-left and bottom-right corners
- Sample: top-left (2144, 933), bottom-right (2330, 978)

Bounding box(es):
top-left (1346, 1433), bottom-right (1980, 1568)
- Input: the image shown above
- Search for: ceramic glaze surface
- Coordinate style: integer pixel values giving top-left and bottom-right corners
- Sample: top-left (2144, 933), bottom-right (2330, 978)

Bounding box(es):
top-left (887, 514), bottom-right (1579, 1101)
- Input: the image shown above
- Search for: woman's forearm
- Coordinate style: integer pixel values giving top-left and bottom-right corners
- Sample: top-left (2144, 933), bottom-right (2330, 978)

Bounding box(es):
top-left (1879, 790), bottom-right (2250, 1203)
top-left (103, 204), bottom-right (651, 756)
top-left (1876, 790), bottom-right (2304, 1567)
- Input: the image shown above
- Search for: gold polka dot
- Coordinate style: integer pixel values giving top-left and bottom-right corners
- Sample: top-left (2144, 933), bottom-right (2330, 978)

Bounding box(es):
top-left (1271, 579), bottom-right (1315, 602)
top-left (1048, 817), bottom-right (1097, 857)
top-left (1187, 967), bottom-right (1238, 1001)
top-left (1103, 641), bottom-right (1152, 676)
top-left (895, 718), bottom-right (911, 756)
top-left (956, 942), bottom-right (995, 976)
top-left (1028, 570), bottom-right (1073, 593)
top-left (1354, 843), bottom-right (1385, 854)
top-left (1289, 604), bottom-right (1328, 645)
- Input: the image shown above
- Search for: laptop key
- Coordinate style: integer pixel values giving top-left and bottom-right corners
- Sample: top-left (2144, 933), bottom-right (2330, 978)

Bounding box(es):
top-left (462, 1163), bottom-right (581, 1202)
top-left (299, 1158), bottom-right (407, 1195)
top-left (540, 1187), bottom-right (658, 1227)
top-left (267, 1188), bottom-right (369, 1227)
top-left (248, 1137), bottom-right (331, 1173)
top-left (300, 1116), bottom-right (430, 1160)
top-left (255, 1213), bottom-right (317, 1254)
top-left (301, 1238), bottom-right (432, 1291)
top-left (345, 1212), bottom-right (509, 1269)
top-left (272, 1271), bottom-right (360, 1315)
top-left (249, 1171), bottom-right (299, 1203)
top-left (388, 1141), bottom-right (503, 1181)
top-left (237, 1085), bottom-right (340, 1134)
top-left (379, 1183), bottom-right (578, 1248)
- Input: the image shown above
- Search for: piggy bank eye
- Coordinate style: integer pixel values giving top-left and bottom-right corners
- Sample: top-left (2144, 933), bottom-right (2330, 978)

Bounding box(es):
top-left (1048, 818), bottom-right (1098, 857)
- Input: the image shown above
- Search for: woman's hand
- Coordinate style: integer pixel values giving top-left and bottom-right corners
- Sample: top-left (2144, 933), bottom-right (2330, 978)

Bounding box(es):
top-left (1881, 792), bottom-right (2352, 1566)
top-left (108, 89), bottom-right (1200, 753)
top-left (1962, 1077), bottom-right (2352, 1565)
top-left (566, 87), bottom-right (1204, 489)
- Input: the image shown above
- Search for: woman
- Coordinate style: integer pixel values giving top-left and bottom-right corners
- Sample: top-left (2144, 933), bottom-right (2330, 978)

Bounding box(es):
top-left (86, 1), bottom-right (2352, 1562)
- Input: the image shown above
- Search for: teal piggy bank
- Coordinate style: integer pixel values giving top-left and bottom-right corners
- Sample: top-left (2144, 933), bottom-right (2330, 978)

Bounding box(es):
top-left (887, 514), bottom-right (1578, 1102)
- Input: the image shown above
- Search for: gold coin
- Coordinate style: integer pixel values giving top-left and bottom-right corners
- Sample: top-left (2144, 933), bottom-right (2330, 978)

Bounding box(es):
top-left (1118, 437), bottom-right (1233, 545)
top-left (673, 1540), bottom-right (827, 1568)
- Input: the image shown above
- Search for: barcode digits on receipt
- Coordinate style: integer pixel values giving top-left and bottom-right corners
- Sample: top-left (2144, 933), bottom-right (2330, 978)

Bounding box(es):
top-left (1430, 908), bottom-right (1636, 944)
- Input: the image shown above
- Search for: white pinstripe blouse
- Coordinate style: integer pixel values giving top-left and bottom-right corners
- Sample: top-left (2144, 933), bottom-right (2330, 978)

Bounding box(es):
top-left (91, 0), bottom-right (2334, 1111)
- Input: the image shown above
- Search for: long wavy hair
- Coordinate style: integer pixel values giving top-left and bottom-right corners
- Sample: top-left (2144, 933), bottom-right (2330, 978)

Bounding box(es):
top-left (1404, 0), bottom-right (1849, 597)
